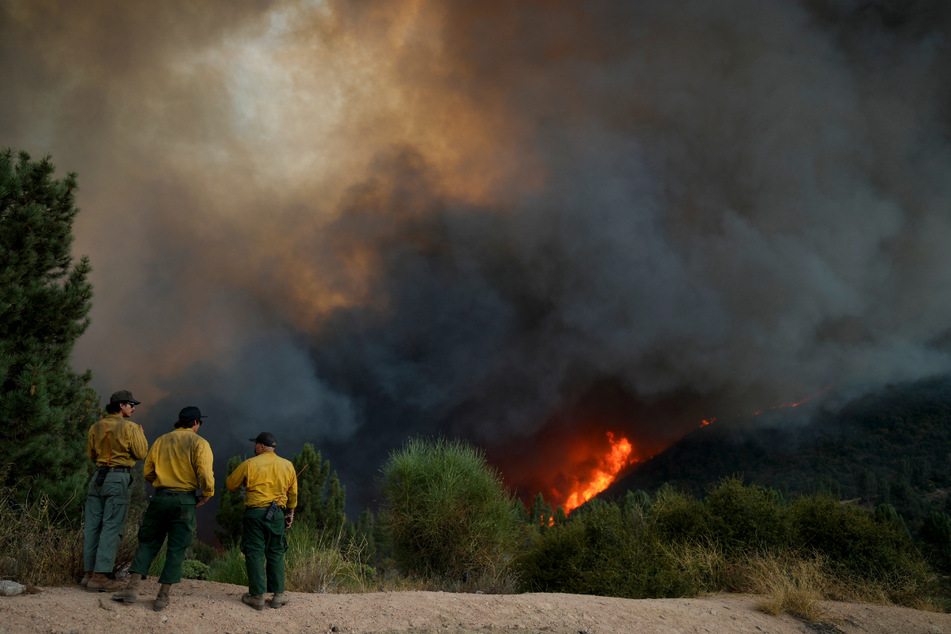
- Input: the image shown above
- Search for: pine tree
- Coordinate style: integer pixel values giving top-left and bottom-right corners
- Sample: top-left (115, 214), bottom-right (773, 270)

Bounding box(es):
top-left (0, 149), bottom-right (97, 522)
top-left (292, 442), bottom-right (347, 534)
top-left (527, 492), bottom-right (553, 528)
top-left (215, 456), bottom-right (245, 548)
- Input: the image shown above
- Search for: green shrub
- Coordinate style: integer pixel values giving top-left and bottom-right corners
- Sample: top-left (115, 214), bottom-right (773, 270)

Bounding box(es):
top-left (920, 511), bottom-right (951, 573)
top-left (704, 477), bottom-right (788, 554)
top-left (285, 525), bottom-right (374, 593)
top-left (787, 494), bottom-right (932, 599)
top-left (181, 559), bottom-right (210, 580)
top-left (649, 484), bottom-right (709, 544)
top-left (379, 437), bottom-right (520, 584)
top-left (189, 540), bottom-right (218, 566)
top-left (516, 502), bottom-right (704, 598)
top-left (207, 546), bottom-right (248, 586)
top-left (147, 544), bottom-right (167, 578)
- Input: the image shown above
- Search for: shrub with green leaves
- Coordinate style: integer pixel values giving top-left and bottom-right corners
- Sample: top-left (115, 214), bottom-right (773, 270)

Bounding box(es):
top-left (181, 559), bottom-right (210, 580)
top-left (379, 437), bottom-right (520, 583)
top-left (285, 523), bottom-right (374, 593)
top-left (787, 494), bottom-right (932, 597)
top-left (208, 546), bottom-right (248, 586)
top-left (649, 484), bottom-right (709, 544)
top-left (704, 477), bottom-right (788, 554)
top-left (517, 479), bottom-right (935, 608)
top-left (517, 499), bottom-right (706, 598)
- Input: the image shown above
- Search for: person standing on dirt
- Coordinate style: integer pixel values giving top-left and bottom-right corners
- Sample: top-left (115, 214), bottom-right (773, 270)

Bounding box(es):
top-left (83, 390), bottom-right (149, 592)
top-left (112, 406), bottom-right (214, 611)
top-left (226, 431), bottom-right (298, 611)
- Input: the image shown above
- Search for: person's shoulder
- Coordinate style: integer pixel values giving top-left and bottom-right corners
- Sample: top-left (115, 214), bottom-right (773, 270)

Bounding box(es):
top-left (195, 434), bottom-right (212, 449)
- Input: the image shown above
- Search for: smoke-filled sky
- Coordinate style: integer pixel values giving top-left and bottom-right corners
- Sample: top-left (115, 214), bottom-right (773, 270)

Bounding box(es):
top-left (3, 0), bottom-right (951, 512)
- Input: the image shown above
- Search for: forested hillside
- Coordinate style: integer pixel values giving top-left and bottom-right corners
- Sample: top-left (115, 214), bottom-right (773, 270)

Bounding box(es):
top-left (603, 376), bottom-right (951, 529)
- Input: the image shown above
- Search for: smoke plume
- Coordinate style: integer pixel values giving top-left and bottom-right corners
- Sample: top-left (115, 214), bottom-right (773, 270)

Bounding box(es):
top-left (2, 0), bottom-right (950, 509)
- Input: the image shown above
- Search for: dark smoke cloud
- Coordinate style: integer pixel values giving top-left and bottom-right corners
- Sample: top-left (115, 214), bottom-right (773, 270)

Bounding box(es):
top-left (2, 0), bottom-right (950, 511)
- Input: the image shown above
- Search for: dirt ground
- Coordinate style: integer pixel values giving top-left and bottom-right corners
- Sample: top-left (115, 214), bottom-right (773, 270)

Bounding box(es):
top-left (1, 579), bottom-right (950, 633)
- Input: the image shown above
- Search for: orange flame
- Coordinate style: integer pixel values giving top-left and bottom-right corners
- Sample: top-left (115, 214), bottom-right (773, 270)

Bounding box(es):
top-left (751, 384), bottom-right (833, 415)
top-left (563, 432), bottom-right (635, 514)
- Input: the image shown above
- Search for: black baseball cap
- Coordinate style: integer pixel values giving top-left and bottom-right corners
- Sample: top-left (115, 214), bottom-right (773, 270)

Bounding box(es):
top-left (249, 432), bottom-right (277, 447)
top-left (177, 406), bottom-right (206, 422)
top-left (110, 390), bottom-right (141, 405)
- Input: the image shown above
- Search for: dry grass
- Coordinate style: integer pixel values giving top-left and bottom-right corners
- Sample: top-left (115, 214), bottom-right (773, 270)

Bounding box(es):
top-left (748, 554), bottom-right (830, 622)
top-left (0, 494), bottom-right (85, 586)
top-left (661, 539), bottom-right (727, 591)
top-left (285, 528), bottom-right (376, 593)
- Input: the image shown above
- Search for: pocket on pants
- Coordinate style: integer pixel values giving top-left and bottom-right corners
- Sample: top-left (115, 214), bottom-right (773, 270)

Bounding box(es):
top-left (102, 473), bottom-right (130, 497)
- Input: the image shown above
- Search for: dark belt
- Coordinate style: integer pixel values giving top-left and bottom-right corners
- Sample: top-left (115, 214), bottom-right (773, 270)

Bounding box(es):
top-left (155, 489), bottom-right (194, 495)
top-left (97, 466), bottom-right (132, 472)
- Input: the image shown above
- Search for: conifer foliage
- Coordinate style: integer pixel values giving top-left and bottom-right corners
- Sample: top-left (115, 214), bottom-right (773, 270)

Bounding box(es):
top-left (292, 442), bottom-right (347, 534)
top-left (0, 149), bottom-right (97, 520)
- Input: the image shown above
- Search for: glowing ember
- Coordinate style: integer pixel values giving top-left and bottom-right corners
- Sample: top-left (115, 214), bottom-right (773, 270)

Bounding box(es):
top-left (563, 432), bottom-right (635, 514)
top-left (752, 385), bottom-right (832, 415)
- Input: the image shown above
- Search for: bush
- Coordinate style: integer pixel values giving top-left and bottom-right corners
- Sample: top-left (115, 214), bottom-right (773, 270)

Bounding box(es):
top-left (181, 559), bottom-right (210, 580)
top-left (920, 512), bottom-right (951, 573)
top-left (704, 477), bottom-right (788, 555)
top-left (649, 484), bottom-right (709, 544)
top-left (285, 525), bottom-right (375, 593)
top-left (189, 540), bottom-right (218, 566)
top-left (207, 546), bottom-right (248, 586)
top-left (516, 501), bottom-right (707, 598)
top-left (379, 437), bottom-right (520, 585)
top-left (787, 494), bottom-right (933, 601)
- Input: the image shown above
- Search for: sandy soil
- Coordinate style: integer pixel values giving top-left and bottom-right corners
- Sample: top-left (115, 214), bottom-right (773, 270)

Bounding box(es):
top-left (1, 579), bottom-right (949, 633)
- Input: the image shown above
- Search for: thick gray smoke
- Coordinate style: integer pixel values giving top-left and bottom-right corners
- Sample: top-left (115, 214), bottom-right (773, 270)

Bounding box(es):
top-left (2, 0), bottom-right (950, 509)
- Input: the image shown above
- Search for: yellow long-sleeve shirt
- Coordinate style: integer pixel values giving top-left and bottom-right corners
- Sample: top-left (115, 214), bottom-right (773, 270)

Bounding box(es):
top-left (226, 451), bottom-right (297, 509)
top-left (144, 428), bottom-right (215, 495)
top-left (87, 413), bottom-right (148, 467)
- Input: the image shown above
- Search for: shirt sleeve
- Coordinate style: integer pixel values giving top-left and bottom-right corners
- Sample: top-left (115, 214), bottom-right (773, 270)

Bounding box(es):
top-left (143, 446), bottom-right (157, 483)
top-left (225, 459), bottom-right (247, 492)
top-left (87, 426), bottom-right (97, 461)
top-left (286, 464), bottom-right (298, 509)
top-left (130, 424), bottom-right (148, 460)
top-left (195, 440), bottom-right (215, 497)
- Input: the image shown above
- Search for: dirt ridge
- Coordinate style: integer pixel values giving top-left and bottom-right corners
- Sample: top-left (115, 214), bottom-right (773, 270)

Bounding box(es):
top-left (1, 578), bottom-right (949, 633)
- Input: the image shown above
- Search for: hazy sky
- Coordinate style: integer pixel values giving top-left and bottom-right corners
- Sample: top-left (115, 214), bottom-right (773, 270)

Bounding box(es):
top-left (3, 0), bottom-right (950, 511)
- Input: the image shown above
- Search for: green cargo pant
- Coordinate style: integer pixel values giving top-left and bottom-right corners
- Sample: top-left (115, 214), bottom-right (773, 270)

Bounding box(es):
top-left (241, 507), bottom-right (288, 595)
top-left (129, 489), bottom-right (197, 584)
top-left (83, 469), bottom-right (132, 573)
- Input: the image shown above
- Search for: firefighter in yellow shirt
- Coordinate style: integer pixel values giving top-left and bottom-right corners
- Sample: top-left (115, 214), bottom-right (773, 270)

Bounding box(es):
top-left (112, 407), bottom-right (214, 611)
top-left (82, 390), bottom-right (148, 592)
top-left (226, 432), bottom-right (298, 610)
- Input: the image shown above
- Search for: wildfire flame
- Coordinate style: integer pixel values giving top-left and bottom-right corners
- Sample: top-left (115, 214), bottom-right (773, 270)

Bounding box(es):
top-left (562, 432), bottom-right (635, 514)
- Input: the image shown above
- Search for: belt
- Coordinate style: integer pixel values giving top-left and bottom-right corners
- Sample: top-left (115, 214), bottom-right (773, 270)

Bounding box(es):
top-left (155, 489), bottom-right (194, 495)
top-left (97, 466), bottom-right (132, 472)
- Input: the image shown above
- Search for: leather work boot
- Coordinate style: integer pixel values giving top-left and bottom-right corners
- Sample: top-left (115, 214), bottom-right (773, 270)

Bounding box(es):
top-left (242, 593), bottom-right (266, 611)
top-left (269, 592), bottom-right (289, 608)
top-left (112, 572), bottom-right (142, 603)
top-left (79, 571), bottom-right (92, 588)
top-left (86, 573), bottom-right (121, 592)
top-left (153, 584), bottom-right (171, 611)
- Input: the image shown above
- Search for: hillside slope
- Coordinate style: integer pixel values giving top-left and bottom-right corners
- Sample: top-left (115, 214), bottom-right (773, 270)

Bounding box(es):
top-left (602, 376), bottom-right (951, 504)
